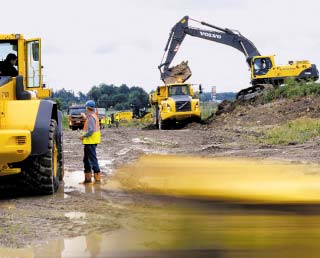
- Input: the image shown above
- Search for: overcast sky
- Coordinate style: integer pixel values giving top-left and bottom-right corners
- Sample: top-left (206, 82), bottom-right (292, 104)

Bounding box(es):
top-left (3, 0), bottom-right (319, 93)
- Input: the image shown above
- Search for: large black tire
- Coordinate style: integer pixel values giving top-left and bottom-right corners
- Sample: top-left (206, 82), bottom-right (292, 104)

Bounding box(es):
top-left (158, 113), bottom-right (163, 130)
top-left (158, 114), bottom-right (170, 130)
top-left (20, 119), bottom-right (61, 194)
top-left (153, 106), bottom-right (159, 127)
top-left (58, 130), bottom-right (64, 181)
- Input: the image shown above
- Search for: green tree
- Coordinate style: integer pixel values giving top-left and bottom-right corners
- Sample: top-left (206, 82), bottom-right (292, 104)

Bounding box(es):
top-left (100, 84), bottom-right (116, 96)
top-left (111, 93), bottom-right (128, 104)
top-left (119, 84), bottom-right (130, 95)
top-left (88, 86), bottom-right (101, 103)
top-left (129, 87), bottom-right (149, 109)
top-left (78, 91), bottom-right (87, 103)
top-left (97, 94), bottom-right (110, 109)
top-left (54, 98), bottom-right (63, 110)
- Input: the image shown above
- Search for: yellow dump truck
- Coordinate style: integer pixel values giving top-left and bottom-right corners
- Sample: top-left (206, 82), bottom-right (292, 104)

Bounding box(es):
top-left (149, 83), bottom-right (201, 129)
top-left (0, 34), bottom-right (64, 194)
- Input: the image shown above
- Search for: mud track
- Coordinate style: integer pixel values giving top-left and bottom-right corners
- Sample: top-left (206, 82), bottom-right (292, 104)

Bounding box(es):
top-left (1, 113), bottom-right (320, 248)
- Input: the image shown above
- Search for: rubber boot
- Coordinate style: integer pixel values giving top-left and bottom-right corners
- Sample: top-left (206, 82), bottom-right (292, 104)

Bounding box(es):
top-left (94, 172), bottom-right (101, 184)
top-left (83, 172), bottom-right (92, 184)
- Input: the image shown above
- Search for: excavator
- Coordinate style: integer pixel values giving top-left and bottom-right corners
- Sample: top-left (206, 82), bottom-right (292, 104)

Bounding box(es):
top-left (159, 16), bottom-right (319, 100)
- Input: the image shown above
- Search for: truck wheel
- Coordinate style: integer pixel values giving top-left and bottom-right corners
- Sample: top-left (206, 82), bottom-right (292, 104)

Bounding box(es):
top-left (21, 119), bottom-right (60, 194)
top-left (158, 114), bottom-right (165, 130)
top-left (154, 107), bottom-right (159, 127)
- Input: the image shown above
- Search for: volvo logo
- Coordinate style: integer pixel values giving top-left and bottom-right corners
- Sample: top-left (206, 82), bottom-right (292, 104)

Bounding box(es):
top-left (178, 101), bottom-right (189, 110)
top-left (200, 31), bottom-right (222, 39)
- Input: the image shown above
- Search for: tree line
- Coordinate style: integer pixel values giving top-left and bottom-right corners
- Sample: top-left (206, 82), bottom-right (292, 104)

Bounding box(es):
top-left (51, 83), bottom-right (236, 111)
top-left (50, 83), bottom-right (149, 111)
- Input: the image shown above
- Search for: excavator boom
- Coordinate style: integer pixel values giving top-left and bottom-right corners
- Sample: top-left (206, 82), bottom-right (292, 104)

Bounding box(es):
top-left (159, 16), bottom-right (260, 84)
top-left (159, 16), bottom-right (319, 100)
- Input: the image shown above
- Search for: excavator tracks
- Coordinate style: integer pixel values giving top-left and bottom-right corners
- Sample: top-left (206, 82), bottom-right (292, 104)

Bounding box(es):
top-left (236, 84), bottom-right (274, 101)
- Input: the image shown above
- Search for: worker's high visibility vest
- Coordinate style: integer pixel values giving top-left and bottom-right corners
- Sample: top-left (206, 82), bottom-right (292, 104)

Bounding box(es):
top-left (82, 112), bottom-right (101, 145)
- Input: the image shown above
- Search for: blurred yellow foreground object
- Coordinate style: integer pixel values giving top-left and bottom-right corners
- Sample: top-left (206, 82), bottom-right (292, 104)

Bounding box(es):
top-left (114, 155), bottom-right (320, 204)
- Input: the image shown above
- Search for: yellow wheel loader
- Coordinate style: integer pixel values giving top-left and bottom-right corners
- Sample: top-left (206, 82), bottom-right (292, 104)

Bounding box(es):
top-left (0, 34), bottom-right (63, 194)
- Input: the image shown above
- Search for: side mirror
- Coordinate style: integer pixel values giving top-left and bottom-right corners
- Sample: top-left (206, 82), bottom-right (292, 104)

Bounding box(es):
top-left (32, 42), bottom-right (39, 61)
top-left (199, 84), bottom-right (203, 94)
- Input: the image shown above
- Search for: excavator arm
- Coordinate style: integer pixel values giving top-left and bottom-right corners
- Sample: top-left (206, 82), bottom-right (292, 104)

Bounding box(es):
top-left (159, 16), bottom-right (260, 84)
top-left (159, 16), bottom-right (319, 101)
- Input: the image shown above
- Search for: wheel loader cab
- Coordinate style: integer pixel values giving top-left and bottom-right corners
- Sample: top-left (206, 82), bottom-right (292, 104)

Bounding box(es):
top-left (0, 41), bottom-right (18, 78)
top-left (0, 35), bottom-right (50, 99)
top-left (25, 38), bottom-right (50, 98)
top-left (0, 34), bottom-right (64, 195)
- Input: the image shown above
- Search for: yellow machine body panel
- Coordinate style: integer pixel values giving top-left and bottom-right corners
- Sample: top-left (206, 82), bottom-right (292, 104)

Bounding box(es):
top-left (1, 100), bottom-right (39, 130)
top-left (251, 55), bottom-right (315, 83)
top-left (150, 85), bottom-right (169, 105)
top-left (0, 130), bottom-right (31, 171)
top-left (114, 111), bottom-right (133, 122)
top-left (0, 99), bottom-right (40, 171)
top-left (0, 79), bottom-right (15, 101)
top-left (36, 88), bottom-right (51, 99)
top-left (160, 99), bottom-right (201, 121)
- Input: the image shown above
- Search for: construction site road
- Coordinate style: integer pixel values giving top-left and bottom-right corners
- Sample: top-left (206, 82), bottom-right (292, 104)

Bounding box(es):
top-left (0, 124), bottom-right (320, 246)
top-left (1, 109), bottom-right (320, 257)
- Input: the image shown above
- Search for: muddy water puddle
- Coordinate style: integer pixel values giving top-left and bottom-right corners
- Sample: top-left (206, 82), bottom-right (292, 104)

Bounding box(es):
top-left (2, 155), bottom-right (320, 257)
top-left (3, 206), bottom-right (320, 257)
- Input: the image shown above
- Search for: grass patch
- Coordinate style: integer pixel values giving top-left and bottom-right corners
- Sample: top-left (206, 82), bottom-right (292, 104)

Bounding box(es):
top-left (62, 115), bottom-right (69, 130)
top-left (263, 78), bottom-right (320, 103)
top-left (201, 102), bottom-right (217, 120)
top-left (260, 118), bottom-right (320, 145)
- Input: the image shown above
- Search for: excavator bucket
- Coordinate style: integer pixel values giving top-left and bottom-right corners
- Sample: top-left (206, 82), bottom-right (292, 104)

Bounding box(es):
top-left (162, 61), bottom-right (192, 84)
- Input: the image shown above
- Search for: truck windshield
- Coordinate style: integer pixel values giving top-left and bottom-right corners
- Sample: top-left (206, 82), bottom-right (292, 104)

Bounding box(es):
top-left (69, 107), bottom-right (86, 115)
top-left (168, 85), bottom-right (190, 96)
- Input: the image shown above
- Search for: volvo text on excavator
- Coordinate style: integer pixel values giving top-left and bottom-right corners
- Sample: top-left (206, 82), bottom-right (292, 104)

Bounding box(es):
top-left (159, 16), bottom-right (319, 100)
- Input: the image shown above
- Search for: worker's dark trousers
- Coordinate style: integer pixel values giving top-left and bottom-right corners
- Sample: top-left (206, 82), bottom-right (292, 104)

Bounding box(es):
top-left (83, 144), bottom-right (100, 173)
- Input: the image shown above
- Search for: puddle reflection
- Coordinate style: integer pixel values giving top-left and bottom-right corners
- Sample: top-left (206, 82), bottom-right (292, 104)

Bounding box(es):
top-left (3, 156), bottom-right (320, 257)
top-left (65, 212), bottom-right (86, 220)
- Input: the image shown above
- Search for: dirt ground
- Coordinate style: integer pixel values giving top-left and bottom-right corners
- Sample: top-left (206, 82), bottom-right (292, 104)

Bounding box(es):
top-left (1, 96), bottom-right (320, 250)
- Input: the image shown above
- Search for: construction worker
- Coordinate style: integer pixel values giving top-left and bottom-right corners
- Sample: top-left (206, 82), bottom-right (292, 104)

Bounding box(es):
top-left (0, 53), bottom-right (18, 77)
top-left (79, 100), bottom-right (101, 184)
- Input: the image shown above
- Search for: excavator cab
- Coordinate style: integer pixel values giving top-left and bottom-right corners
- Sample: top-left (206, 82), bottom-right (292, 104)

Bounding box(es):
top-left (252, 56), bottom-right (273, 76)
